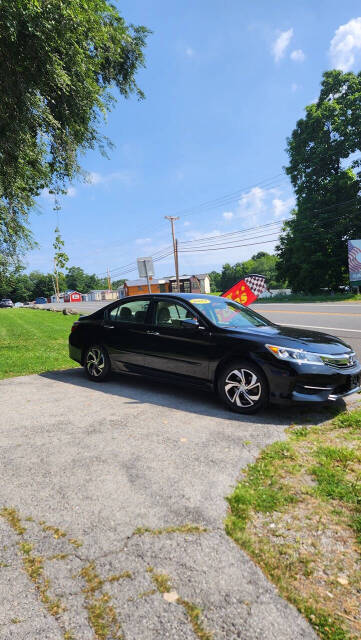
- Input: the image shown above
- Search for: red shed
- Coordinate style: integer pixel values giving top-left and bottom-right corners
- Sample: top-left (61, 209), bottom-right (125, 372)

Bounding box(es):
top-left (64, 291), bottom-right (82, 303)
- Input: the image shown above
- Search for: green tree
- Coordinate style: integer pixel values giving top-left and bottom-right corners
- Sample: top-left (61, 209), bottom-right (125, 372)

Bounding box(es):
top-left (9, 273), bottom-right (34, 302)
top-left (28, 271), bottom-right (55, 299)
top-left (0, 0), bottom-right (149, 267)
top-left (53, 227), bottom-right (69, 298)
top-left (277, 70), bottom-right (361, 293)
top-left (208, 270), bottom-right (222, 292)
top-left (65, 266), bottom-right (86, 292)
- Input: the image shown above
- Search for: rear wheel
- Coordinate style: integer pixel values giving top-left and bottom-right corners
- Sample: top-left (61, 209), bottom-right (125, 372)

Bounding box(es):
top-left (217, 360), bottom-right (268, 414)
top-left (84, 345), bottom-right (111, 382)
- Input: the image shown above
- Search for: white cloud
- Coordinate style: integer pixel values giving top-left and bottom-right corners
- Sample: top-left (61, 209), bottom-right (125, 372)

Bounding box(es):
top-left (238, 186), bottom-right (266, 223)
top-left (86, 170), bottom-right (133, 186)
top-left (135, 237), bottom-right (151, 245)
top-left (184, 221), bottom-right (191, 227)
top-left (66, 186), bottom-right (77, 197)
top-left (329, 17), bottom-right (361, 71)
top-left (222, 211), bottom-right (234, 221)
top-left (271, 28), bottom-right (293, 62)
top-left (185, 47), bottom-right (195, 57)
top-left (290, 49), bottom-right (305, 62)
top-left (272, 196), bottom-right (295, 218)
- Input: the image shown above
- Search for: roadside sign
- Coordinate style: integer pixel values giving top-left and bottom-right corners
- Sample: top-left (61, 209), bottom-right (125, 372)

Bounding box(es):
top-left (137, 257), bottom-right (154, 278)
top-left (348, 240), bottom-right (361, 288)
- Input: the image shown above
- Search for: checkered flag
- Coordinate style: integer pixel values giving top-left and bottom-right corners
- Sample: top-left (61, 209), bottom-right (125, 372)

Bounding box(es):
top-left (244, 274), bottom-right (267, 296)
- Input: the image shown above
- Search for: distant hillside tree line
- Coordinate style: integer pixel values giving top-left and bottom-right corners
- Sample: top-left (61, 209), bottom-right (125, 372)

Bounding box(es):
top-left (0, 266), bottom-right (123, 302)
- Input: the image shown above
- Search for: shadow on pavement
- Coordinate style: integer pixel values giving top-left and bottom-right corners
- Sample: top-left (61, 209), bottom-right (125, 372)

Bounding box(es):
top-left (40, 367), bottom-right (345, 428)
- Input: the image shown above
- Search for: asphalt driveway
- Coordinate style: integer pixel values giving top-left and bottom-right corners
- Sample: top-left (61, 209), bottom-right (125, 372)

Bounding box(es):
top-left (1, 369), bottom-right (358, 639)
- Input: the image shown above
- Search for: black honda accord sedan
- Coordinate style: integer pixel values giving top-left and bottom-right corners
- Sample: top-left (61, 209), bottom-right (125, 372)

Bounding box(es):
top-left (69, 293), bottom-right (361, 414)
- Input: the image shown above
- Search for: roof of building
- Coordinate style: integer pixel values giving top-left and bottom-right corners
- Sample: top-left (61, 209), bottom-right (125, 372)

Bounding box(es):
top-left (168, 274), bottom-right (207, 281)
top-left (122, 278), bottom-right (167, 287)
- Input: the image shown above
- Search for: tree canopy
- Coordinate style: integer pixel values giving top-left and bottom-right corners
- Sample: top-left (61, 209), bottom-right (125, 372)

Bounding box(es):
top-left (0, 0), bottom-right (149, 266)
top-left (277, 70), bottom-right (361, 292)
top-left (209, 252), bottom-right (283, 293)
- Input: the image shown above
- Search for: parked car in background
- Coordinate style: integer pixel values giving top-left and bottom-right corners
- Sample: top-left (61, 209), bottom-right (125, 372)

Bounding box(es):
top-left (35, 297), bottom-right (47, 304)
top-left (69, 293), bottom-right (361, 414)
top-left (14, 302), bottom-right (24, 308)
top-left (0, 299), bottom-right (14, 308)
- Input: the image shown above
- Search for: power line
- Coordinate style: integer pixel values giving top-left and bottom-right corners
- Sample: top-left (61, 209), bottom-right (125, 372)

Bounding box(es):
top-left (179, 230), bottom-right (283, 251)
top-left (179, 238), bottom-right (280, 253)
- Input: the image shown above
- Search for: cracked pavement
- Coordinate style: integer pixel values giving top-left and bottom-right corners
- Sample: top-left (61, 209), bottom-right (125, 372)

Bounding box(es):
top-left (2, 367), bottom-right (355, 639)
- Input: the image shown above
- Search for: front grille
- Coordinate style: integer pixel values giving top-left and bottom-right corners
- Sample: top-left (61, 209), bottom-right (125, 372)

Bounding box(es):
top-left (320, 352), bottom-right (357, 369)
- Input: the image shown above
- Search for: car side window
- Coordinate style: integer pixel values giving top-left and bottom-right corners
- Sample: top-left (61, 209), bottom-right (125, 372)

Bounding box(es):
top-left (155, 301), bottom-right (195, 329)
top-left (109, 300), bottom-right (150, 324)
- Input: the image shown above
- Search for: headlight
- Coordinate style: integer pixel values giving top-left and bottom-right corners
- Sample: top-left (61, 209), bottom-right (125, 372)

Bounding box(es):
top-left (265, 344), bottom-right (324, 365)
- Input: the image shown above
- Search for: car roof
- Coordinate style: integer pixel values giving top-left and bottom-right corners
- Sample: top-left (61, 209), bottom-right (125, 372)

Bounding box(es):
top-left (120, 293), bottom-right (220, 302)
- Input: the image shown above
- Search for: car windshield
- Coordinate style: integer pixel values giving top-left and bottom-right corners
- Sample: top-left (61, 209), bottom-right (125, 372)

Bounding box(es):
top-left (190, 297), bottom-right (271, 329)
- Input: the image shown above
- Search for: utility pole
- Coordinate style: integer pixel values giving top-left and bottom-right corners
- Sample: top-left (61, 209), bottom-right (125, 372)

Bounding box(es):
top-left (107, 267), bottom-right (112, 291)
top-left (165, 216), bottom-right (180, 292)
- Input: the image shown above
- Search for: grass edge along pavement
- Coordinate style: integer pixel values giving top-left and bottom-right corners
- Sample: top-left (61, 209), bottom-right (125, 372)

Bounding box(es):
top-left (0, 308), bottom-right (80, 379)
top-left (225, 405), bottom-right (361, 640)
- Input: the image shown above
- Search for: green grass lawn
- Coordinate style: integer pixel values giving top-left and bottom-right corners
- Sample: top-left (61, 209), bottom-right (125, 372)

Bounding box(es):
top-left (0, 309), bottom-right (80, 379)
top-left (226, 407), bottom-right (361, 640)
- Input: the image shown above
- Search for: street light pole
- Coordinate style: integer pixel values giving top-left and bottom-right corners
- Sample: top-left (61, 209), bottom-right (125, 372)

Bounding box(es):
top-left (165, 216), bottom-right (180, 292)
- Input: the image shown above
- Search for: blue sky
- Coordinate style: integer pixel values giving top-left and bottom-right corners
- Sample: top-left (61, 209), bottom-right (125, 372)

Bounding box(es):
top-left (28, 1), bottom-right (361, 281)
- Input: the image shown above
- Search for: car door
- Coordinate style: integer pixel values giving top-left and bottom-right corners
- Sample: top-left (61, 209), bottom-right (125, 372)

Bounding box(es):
top-left (141, 298), bottom-right (213, 380)
top-left (101, 298), bottom-right (152, 372)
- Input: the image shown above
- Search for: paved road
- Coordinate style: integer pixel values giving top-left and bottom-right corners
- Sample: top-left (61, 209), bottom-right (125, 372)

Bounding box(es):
top-left (5, 370), bottom-right (359, 639)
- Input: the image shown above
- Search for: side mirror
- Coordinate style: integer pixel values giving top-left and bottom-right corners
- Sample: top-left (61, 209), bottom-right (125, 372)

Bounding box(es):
top-left (181, 317), bottom-right (200, 329)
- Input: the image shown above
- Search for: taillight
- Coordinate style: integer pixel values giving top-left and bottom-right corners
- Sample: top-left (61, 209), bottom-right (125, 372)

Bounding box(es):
top-left (71, 322), bottom-right (79, 332)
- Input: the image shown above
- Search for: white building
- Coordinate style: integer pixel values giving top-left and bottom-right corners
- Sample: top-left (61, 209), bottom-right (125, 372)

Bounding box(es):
top-left (89, 290), bottom-right (118, 301)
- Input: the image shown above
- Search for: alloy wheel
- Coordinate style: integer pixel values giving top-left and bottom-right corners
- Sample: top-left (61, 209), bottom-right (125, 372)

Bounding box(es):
top-left (86, 348), bottom-right (105, 378)
top-left (224, 368), bottom-right (262, 408)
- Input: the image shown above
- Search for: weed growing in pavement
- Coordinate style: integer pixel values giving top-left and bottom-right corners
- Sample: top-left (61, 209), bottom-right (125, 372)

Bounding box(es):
top-left (178, 599), bottom-right (213, 640)
top-left (1, 508), bottom-right (214, 639)
top-left (149, 569), bottom-right (172, 593)
top-left (147, 566), bottom-right (213, 640)
top-left (1, 508), bottom-right (65, 618)
top-left (134, 523), bottom-right (207, 536)
top-left (107, 572), bottom-right (132, 582)
top-left (0, 507), bottom-right (26, 535)
top-left (68, 537), bottom-right (83, 548)
top-left (226, 407), bottom-right (361, 640)
top-left (40, 523), bottom-right (67, 539)
top-left (79, 563), bottom-right (123, 639)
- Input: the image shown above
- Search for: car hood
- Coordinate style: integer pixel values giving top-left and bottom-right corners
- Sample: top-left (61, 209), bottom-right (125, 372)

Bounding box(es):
top-left (228, 324), bottom-right (352, 354)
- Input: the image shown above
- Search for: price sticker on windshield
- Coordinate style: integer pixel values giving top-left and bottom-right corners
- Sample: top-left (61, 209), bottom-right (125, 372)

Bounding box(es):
top-left (190, 298), bottom-right (210, 304)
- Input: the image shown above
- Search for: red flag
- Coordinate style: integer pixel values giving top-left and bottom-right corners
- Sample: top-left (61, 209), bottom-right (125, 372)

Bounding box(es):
top-left (221, 274), bottom-right (267, 306)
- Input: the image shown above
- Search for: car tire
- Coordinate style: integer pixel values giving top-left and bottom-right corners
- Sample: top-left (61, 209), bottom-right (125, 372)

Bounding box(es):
top-left (217, 360), bottom-right (268, 414)
top-left (84, 345), bottom-right (111, 382)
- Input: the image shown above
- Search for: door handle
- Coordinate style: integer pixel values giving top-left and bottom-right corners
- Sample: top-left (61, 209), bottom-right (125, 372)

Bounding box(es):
top-left (104, 324), bottom-right (115, 329)
top-left (146, 330), bottom-right (160, 335)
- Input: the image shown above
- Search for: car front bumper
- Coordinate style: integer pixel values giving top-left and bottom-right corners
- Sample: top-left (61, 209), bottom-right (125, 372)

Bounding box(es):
top-left (259, 357), bottom-right (361, 405)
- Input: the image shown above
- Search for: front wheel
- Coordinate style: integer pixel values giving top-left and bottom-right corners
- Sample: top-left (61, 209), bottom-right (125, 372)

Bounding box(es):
top-left (84, 345), bottom-right (111, 382)
top-left (217, 360), bottom-right (268, 414)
